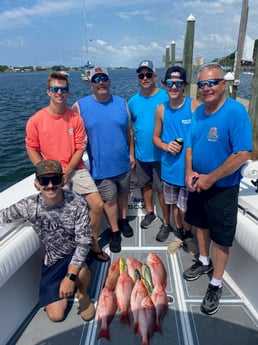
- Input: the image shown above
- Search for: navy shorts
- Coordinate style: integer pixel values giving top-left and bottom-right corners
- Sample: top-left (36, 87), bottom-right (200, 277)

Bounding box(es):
top-left (39, 253), bottom-right (91, 308)
top-left (185, 184), bottom-right (239, 247)
top-left (135, 160), bottom-right (163, 191)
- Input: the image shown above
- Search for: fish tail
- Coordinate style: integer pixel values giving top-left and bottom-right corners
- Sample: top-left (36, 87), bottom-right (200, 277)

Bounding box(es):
top-left (142, 339), bottom-right (149, 345)
top-left (120, 311), bottom-right (131, 326)
top-left (133, 321), bottom-right (139, 334)
top-left (156, 323), bottom-right (163, 334)
top-left (97, 328), bottom-right (110, 340)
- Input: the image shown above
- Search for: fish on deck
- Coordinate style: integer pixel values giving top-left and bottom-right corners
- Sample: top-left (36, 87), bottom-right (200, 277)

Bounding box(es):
top-left (97, 287), bottom-right (117, 340)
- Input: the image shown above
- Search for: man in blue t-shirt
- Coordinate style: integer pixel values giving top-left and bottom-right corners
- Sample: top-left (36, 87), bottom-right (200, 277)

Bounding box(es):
top-left (72, 67), bottom-right (135, 253)
top-left (128, 60), bottom-right (171, 242)
top-left (183, 63), bottom-right (253, 316)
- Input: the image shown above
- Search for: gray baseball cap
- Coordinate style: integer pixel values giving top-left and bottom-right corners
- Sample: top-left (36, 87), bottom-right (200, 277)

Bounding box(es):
top-left (136, 60), bottom-right (156, 73)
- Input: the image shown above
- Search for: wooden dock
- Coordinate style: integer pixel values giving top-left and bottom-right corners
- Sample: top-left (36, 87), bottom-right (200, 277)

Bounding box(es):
top-left (190, 83), bottom-right (249, 110)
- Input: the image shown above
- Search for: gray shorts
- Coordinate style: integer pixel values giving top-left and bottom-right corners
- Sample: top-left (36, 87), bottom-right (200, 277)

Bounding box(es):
top-left (95, 170), bottom-right (131, 201)
top-left (135, 160), bottom-right (163, 191)
top-left (66, 169), bottom-right (98, 195)
top-left (163, 182), bottom-right (188, 212)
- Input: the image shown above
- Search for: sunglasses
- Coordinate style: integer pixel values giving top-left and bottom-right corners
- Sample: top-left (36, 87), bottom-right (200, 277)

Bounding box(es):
top-left (164, 80), bottom-right (184, 88)
top-left (138, 72), bottom-right (153, 79)
top-left (91, 75), bottom-right (109, 83)
top-left (49, 86), bottom-right (69, 93)
top-left (197, 79), bottom-right (224, 89)
top-left (37, 175), bottom-right (63, 186)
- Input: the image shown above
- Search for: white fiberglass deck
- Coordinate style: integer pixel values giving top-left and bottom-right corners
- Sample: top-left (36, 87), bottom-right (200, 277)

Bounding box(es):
top-left (10, 217), bottom-right (258, 345)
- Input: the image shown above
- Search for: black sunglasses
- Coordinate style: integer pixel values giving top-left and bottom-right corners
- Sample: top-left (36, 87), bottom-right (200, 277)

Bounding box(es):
top-left (138, 72), bottom-right (153, 79)
top-left (91, 75), bottom-right (109, 83)
top-left (37, 175), bottom-right (63, 186)
top-left (197, 79), bottom-right (224, 89)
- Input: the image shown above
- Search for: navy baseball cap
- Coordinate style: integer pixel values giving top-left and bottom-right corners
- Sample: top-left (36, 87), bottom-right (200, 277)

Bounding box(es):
top-left (163, 66), bottom-right (187, 84)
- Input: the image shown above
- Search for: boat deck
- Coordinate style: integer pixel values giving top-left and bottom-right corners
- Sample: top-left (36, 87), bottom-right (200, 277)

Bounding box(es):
top-left (11, 213), bottom-right (258, 345)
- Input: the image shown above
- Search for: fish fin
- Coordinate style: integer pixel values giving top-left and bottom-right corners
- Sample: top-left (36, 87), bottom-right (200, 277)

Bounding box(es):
top-left (97, 328), bottom-right (110, 340)
top-left (133, 322), bottom-right (139, 334)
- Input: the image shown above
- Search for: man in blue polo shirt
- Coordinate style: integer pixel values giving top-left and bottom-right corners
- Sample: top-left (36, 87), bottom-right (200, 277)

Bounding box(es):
top-left (183, 63), bottom-right (253, 315)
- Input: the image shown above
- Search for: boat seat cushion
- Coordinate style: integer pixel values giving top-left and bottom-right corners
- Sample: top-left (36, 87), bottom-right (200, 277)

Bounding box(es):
top-left (0, 222), bottom-right (42, 288)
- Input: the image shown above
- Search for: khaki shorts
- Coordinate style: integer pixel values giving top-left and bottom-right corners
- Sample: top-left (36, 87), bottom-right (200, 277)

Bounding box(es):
top-left (66, 169), bottom-right (98, 195)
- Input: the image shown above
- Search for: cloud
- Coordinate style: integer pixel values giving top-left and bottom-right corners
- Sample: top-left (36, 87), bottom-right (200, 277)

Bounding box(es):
top-left (0, 1), bottom-right (80, 29)
top-left (0, 0), bottom-right (258, 67)
top-left (118, 10), bottom-right (151, 20)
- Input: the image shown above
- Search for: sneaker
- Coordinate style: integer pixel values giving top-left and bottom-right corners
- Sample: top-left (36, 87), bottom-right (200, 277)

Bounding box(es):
top-left (183, 258), bottom-right (213, 281)
top-left (173, 228), bottom-right (184, 240)
top-left (183, 237), bottom-right (199, 256)
top-left (140, 212), bottom-right (158, 228)
top-left (167, 236), bottom-right (184, 254)
top-left (156, 224), bottom-right (171, 242)
top-left (200, 284), bottom-right (223, 315)
top-left (109, 231), bottom-right (121, 253)
top-left (118, 219), bottom-right (133, 238)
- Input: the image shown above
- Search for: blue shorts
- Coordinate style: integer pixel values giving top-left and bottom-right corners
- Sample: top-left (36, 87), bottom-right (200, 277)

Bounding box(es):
top-left (185, 184), bottom-right (239, 247)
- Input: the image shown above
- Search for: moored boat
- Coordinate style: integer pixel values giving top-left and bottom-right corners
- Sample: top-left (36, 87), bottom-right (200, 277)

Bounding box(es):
top-left (81, 62), bottom-right (94, 81)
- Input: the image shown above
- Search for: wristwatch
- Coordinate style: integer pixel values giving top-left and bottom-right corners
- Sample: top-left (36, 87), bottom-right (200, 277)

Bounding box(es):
top-left (65, 273), bottom-right (77, 281)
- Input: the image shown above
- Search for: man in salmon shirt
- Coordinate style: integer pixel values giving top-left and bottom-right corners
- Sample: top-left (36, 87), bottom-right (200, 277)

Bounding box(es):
top-left (26, 72), bottom-right (109, 262)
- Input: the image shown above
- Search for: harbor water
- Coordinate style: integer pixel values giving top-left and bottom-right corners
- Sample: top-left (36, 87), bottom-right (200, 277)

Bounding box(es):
top-left (0, 69), bottom-right (253, 193)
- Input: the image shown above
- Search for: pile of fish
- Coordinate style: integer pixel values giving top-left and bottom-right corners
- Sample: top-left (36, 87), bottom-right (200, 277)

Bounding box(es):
top-left (97, 252), bottom-right (168, 345)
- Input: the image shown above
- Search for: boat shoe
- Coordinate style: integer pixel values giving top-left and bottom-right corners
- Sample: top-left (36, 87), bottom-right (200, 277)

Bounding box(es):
top-left (167, 236), bottom-right (184, 254)
top-left (78, 294), bottom-right (95, 321)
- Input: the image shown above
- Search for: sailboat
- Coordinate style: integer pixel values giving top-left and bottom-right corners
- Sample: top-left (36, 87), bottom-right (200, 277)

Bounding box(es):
top-left (81, 60), bottom-right (94, 81)
top-left (81, 4), bottom-right (94, 81)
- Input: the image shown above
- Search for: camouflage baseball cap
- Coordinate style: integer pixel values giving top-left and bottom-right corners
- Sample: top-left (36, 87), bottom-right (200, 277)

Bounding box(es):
top-left (36, 160), bottom-right (63, 177)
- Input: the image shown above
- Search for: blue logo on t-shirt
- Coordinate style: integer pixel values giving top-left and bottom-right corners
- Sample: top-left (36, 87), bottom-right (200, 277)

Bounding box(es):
top-left (207, 127), bottom-right (219, 142)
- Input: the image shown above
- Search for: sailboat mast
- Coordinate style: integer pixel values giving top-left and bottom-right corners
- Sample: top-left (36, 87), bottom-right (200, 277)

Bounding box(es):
top-left (82, 2), bottom-right (89, 64)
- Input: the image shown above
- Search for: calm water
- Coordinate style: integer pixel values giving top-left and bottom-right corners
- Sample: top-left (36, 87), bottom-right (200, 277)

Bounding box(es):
top-left (0, 69), bottom-right (253, 192)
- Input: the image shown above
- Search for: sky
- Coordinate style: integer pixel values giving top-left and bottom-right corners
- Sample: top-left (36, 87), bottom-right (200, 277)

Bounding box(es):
top-left (0, 0), bottom-right (257, 69)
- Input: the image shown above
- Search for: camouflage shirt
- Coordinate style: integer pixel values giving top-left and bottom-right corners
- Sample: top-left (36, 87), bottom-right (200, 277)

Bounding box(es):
top-left (0, 190), bottom-right (92, 267)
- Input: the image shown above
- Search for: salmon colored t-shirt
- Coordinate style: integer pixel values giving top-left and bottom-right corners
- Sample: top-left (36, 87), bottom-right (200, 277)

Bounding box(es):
top-left (26, 107), bottom-right (86, 169)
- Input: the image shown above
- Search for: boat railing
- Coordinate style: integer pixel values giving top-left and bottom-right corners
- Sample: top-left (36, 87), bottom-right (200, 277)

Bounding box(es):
top-left (0, 219), bottom-right (27, 241)
top-left (238, 204), bottom-right (258, 223)
top-left (236, 177), bottom-right (258, 264)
